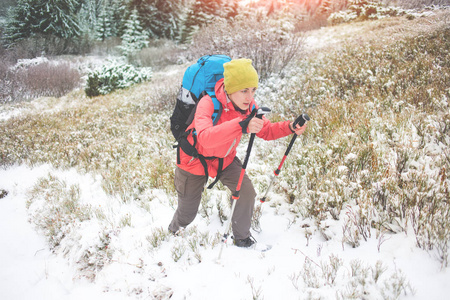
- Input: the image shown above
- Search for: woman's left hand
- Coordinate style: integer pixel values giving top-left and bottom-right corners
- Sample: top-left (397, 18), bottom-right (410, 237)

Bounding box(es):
top-left (290, 122), bottom-right (307, 135)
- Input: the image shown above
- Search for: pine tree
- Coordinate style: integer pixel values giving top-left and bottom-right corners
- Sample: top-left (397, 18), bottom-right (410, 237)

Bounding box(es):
top-left (107, 0), bottom-right (128, 37)
top-left (95, 4), bottom-right (113, 41)
top-left (118, 8), bottom-right (149, 57)
top-left (181, 0), bottom-right (229, 43)
top-left (132, 0), bottom-right (187, 40)
top-left (78, 0), bottom-right (103, 38)
top-left (223, 0), bottom-right (239, 19)
top-left (2, 1), bottom-right (30, 46)
top-left (34, 0), bottom-right (82, 38)
top-left (318, 0), bottom-right (334, 16)
top-left (0, 0), bottom-right (16, 18)
top-left (3, 0), bottom-right (82, 47)
top-left (318, 0), bottom-right (350, 18)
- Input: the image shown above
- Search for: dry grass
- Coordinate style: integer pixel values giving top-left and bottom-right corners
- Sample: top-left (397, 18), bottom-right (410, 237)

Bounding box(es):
top-left (0, 10), bottom-right (449, 276)
top-left (304, 9), bottom-right (450, 54)
top-left (261, 15), bottom-right (450, 267)
top-left (1, 69), bottom-right (181, 201)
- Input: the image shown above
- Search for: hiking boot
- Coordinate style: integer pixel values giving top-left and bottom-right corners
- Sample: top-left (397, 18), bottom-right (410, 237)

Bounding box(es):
top-left (233, 235), bottom-right (256, 248)
top-left (168, 226), bottom-right (185, 236)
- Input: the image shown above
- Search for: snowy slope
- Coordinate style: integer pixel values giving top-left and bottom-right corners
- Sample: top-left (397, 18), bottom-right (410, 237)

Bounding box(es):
top-left (1, 163), bottom-right (449, 299)
top-left (1, 10), bottom-right (449, 300)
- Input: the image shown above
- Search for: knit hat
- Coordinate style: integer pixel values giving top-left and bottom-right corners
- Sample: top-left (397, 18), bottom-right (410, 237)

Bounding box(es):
top-left (223, 59), bottom-right (259, 94)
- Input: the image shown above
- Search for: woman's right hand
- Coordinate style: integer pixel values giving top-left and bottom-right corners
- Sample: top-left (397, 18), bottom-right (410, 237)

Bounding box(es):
top-left (247, 117), bottom-right (264, 133)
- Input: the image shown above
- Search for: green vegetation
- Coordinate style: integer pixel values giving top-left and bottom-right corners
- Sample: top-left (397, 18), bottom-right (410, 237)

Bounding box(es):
top-left (266, 24), bottom-right (449, 267)
top-left (84, 61), bottom-right (152, 97)
top-left (0, 8), bottom-right (448, 297)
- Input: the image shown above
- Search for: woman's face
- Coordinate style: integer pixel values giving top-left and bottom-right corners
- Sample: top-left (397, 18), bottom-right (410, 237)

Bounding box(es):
top-left (229, 87), bottom-right (257, 111)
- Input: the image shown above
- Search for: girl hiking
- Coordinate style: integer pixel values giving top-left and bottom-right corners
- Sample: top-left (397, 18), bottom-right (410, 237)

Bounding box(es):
top-left (169, 58), bottom-right (307, 247)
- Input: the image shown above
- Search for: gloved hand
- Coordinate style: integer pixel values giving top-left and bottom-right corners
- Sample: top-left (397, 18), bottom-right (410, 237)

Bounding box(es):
top-left (239, 108), bottom-right (257, 133)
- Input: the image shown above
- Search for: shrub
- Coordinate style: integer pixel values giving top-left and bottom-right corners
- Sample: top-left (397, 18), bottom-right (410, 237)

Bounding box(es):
top-left (0, 57), bottom-right (82, 103)
top-left (188, 14), bottom-right (304, 80)
top-left (84, 60), bottom-right (152, 97)
top-left (279, 25), bottom-right (450, 267)
top-left (328, 0), bottom-right (408, 25)
top-left (26, 173), bottom-right (91, 248)
top-left (0, 189), bottom-right (8, 199)
top-left (3, 34), bottom-right (91, 57)
top-left (131, 39), bottom-right (187, 69)
top-left (384, 0), bottom-right (450, 9)
top-left (0, 73), bottom-right (176, 197)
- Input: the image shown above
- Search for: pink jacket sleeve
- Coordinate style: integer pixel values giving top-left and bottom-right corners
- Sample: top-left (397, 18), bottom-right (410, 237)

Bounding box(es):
top-left (257, 117), bottom-right (292, 140)
top-left (193, 96), bottom-right (293, 152)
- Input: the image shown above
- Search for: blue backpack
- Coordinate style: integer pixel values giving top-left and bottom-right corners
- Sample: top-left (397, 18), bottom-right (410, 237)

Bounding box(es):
top-left (170, 54), bottom-right (231, 140)
top-left (170, 54), bottom-right (231, 188)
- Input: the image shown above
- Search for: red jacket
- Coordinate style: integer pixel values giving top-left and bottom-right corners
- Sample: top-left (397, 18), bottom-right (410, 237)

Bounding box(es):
top-left (177, 78), bottom-right (293, 177)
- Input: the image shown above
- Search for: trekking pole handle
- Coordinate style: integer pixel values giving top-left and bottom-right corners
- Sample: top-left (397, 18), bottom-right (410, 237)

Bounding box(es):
top-left (285, 113), bottom-right (310, 156)
top-left (256, 107), bottom-right (271, 119)
top-left (293, 113), bottom-right (310, 129)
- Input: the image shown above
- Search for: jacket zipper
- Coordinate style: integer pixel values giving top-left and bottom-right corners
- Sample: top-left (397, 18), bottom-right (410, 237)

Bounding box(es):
top-left (225, 138), bottom-right (236, 157)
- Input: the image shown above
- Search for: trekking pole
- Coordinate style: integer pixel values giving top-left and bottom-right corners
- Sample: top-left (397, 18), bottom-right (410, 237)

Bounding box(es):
top-left (217, 107), bottom-right (271, 261)
top-left (260, 113), bottom-right (310, 203)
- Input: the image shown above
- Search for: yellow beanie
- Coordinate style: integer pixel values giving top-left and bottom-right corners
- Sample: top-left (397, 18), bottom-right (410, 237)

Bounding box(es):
top-left (223, 59), bottom-right (259, 94)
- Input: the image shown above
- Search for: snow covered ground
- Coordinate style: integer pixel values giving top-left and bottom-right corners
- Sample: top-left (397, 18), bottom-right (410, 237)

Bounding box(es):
top-left (1, 164), bottom-right (449, 299)
top-left (1, 8), bottom-right (449, 300)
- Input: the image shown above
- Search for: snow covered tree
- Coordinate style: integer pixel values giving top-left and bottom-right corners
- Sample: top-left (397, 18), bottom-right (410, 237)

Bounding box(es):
top-left (3, 0), bottom-right (82, 48)
top-left (318, 0), bottom-right (335, 15)
top-left (318, 0), bottom-right (349, 17)
top-left (118, 8), bottom-right (149, 57)
top-left (129, 0), bottom-right (187, 40)
top-left (181, 0), bottom-right (237, 43)
top-left (31, 0), bottom-right (81, 38)
top-left (77, 0), bottom-right (103, 38)
top-left (0, 0), bottom-right (16, 19)
top-left (221, 0), bottom-right (239, 19)
top-left (95, 4), bottom-right (113, 41)
top-left (2, 1), bottom-right (30, 46)
top-left (110, 0), bottom-right (128, 37)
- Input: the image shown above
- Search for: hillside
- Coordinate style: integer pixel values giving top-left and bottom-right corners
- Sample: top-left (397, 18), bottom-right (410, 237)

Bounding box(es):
top-left (1, 9), bottom-right (449, 300)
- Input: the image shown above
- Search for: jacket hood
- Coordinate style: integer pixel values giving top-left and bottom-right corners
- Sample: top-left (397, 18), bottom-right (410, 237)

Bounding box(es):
top-left (215, 78), bottom-right (228, 107)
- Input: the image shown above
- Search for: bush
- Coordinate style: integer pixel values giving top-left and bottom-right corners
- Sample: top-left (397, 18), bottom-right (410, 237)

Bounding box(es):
top-left (3, 34), bottom-right (92, 57)
top-left (328, 0), bottom-right (408, 25)
top-left (0, 189), bottom-right (8, 199)
top-left (277, 26), bottom-right (450, 267)
top-left (84, 60), bottom-right (152, 97)
top-left (0, 57), bottom-right (82, 103)
top-left (188, 14), bottom-right (304, 80)
top-left (131, 39), bottom-right (187, 69)
top-left (384, 0), bottom-right (450, 9)
top-left (27, 173), bottom-right (91, 248)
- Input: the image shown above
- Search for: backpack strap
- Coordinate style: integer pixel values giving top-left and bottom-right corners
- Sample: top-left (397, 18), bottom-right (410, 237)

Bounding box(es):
top-left (199, 91), bottom-right (222, 125)
top-left (206, 157), bottom-right (223, 189)
top-left (176, 129), bottom-right (218, 182)
top-left (175, 92), bottom-right (224, 189)
top-left (210, 94), bottom-right (222, 125)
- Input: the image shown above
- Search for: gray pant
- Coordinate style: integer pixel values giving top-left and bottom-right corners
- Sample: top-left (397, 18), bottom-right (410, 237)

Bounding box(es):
top-left (168, 157), bottom-right (256, 240)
